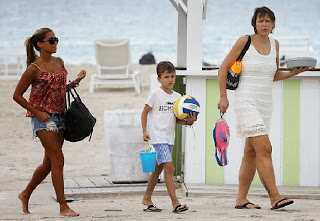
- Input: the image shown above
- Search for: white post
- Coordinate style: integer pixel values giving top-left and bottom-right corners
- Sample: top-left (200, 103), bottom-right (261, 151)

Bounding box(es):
top-left (171, 0), bottom-right (206, 183)
top-left (184, 0), bottom-right (205, 183)
top-left (186, 0), bottom-right (203, 71)
top-left (177, 0), bottom-right (187, 68)
top-left (184, 77), bottom-right (206, 183)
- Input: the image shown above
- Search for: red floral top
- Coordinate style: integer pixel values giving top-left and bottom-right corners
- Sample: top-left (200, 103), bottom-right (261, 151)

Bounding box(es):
top-left (26, 64), bottom-right (68, 117)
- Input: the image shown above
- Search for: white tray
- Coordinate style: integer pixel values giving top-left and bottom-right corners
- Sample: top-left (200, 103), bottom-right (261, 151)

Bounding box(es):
top-left (285, 57), bottom-right (317, 69)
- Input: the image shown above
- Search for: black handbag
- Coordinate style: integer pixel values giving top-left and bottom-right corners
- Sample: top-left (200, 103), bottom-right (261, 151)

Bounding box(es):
top-left (64, 86), bottom-right (96, 142)
top-left (226, 35), bottom-right (251, 90)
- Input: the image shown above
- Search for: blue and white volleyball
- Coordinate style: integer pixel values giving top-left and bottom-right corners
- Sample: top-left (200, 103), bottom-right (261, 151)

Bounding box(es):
top-left (174, 95), bottom-right (200, 120)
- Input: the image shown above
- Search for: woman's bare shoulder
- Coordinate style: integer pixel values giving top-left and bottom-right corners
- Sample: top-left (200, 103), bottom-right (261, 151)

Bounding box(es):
top-left (26, 63), bottom-right (40, 73)
top-left (233, 35), bottom-right (250, 49)
top-left (52, 56), bottom-right (64, 67)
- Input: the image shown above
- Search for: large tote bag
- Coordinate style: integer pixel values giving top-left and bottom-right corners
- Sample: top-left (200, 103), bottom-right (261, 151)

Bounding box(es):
top-left (64, 86), bottom-right (96, 142)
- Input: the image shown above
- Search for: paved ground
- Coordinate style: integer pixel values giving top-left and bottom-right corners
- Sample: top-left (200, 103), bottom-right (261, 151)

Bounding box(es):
top-left (61, 177), bottom-right (320, 201)
top-left (2, 176), bottom-right (320, 221)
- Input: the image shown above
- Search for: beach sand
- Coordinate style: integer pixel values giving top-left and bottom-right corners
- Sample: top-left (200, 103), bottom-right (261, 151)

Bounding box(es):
top-left (1, 63), bottom-right (320, 220)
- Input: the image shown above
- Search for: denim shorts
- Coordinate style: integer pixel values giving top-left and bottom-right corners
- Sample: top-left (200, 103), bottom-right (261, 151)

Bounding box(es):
top-left (153, 143), bottom-right (173, 165)
top-left (31, 113), bottom-right (65, 139)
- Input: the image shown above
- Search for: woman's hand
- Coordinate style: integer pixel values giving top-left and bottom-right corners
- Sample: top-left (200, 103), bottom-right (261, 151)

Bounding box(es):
top-left (274, 66), bottom-right (310, 81)
top-left (35, 111), bottom-right (50, 122)
top-left (70, 70), bottom-right (86, 88)
top-left (77, 70), bottom-right (86, 80)
top-left (292, 66), bottom-right (309, 76)
top-left (218, 97), bottom-right (229, 113)
top-left (74, 70), bottom-right (86, 84)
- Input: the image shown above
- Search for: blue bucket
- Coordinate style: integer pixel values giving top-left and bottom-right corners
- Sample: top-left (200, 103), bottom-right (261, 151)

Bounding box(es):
top-left (139, 152), bottom-right (157, 173)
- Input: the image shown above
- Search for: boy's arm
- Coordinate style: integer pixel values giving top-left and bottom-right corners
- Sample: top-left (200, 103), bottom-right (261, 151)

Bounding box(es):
top-left (141, 104), bottom-right (152, 141)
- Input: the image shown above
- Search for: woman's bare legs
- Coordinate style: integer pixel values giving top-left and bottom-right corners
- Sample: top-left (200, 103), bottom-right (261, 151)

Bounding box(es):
top-left (18, 152), bottom-right (51, 214)
top-left (236, 138), bottom-right (260, 208)
top-left (19, 129), bottom-right (79, 216)
top-left (240, 135), bottom-right (293, 208)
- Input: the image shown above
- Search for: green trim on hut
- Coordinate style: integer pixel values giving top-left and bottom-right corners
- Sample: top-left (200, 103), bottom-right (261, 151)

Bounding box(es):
top-left (206, 79), bottom-right (224, 184)
top-left (282, 79), bottom-right (300, 186)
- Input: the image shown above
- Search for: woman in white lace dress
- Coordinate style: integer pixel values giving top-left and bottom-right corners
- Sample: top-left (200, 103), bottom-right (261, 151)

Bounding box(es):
top-left (218, 6), bottom-right (309, 210)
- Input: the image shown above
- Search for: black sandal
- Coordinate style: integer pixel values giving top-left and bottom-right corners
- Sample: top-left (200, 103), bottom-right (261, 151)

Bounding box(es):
top-left (271, 198), bottom-right (294, 210)
top-left (235, 202), bottom-right (261, 209)
top-left (143, 204), bottom-right (162, 212)
top-left (172, 204), bottom-right (188, 213)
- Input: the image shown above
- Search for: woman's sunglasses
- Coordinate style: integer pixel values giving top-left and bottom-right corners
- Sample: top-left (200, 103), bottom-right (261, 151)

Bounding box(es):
top-left (41, 37), bottom-right (59, 45)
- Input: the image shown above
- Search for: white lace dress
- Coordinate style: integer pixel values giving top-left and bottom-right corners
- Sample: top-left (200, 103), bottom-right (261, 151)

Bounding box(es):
top-left (234, 37), bottom-right (277, 138)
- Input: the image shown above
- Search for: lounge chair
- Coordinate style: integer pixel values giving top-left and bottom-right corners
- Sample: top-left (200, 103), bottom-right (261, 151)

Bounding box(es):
top-left (90, 39), bottom-right (142, 93)
top-left (0, 50), bottom-right (25, 80)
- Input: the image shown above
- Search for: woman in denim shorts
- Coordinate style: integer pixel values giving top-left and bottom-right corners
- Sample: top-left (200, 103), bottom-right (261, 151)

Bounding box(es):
top-left (13, 28), bottom-right (86, 217)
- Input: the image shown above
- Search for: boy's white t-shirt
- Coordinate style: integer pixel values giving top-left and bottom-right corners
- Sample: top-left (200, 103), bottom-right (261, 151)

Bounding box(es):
top-left (146, 87), bottom-right (181, 145)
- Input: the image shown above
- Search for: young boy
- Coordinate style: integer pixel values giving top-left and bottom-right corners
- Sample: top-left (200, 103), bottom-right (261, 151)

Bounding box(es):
top-left (141, 61), bottom-right (197, 213)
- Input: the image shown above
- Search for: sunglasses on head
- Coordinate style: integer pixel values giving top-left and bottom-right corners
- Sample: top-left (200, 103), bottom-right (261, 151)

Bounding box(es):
top-left (41, 37), bottom-right (59, 45)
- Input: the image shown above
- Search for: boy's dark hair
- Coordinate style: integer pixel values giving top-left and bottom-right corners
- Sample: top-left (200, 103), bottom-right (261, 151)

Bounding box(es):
top-left (156, 61), bottom-right (175, 78)
top-left (251, 6), bottom-right (275, 34)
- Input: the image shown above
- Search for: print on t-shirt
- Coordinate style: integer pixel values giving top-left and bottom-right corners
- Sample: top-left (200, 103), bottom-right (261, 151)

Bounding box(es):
top-left (159, 101), bottom-right (175, 112)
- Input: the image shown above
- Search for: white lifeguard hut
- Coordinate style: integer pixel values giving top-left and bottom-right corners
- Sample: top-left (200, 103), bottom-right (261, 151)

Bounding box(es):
top-left (170, 0), bottom-right (320, 187)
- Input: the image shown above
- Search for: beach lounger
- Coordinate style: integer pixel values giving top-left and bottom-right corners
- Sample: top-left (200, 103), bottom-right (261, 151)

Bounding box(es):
top-left (90, 39), bottom-right (142, 93)
top-left (0, 50), bottom-right (25, 80)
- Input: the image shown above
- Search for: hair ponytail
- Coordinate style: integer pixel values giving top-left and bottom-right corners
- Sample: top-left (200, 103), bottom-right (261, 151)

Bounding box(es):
top-left (25, 36), bottom-right (38, 66)
top-left (24, 28), bottom-right (53, 66)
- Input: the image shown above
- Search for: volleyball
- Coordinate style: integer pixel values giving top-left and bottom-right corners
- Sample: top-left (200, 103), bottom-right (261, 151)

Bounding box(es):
top-left (174, 95), bottom-right (200, 120)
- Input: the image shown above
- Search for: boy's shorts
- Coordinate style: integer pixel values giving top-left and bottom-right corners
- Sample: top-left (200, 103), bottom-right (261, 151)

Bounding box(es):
top-left (153, 143), bottom-right (173, 165)
top-left (31, 113), bottom-right (65, 139)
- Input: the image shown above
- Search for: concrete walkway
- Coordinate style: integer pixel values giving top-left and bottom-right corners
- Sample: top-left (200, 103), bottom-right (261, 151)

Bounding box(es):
top-left (59, 177), bottom-right (174, 200)
top-left (61, 177), bottom-right (320, 201)
top-left (50, 177), bottom-right (320, 221)
top-left (2, 176), bottom-right (320, 221)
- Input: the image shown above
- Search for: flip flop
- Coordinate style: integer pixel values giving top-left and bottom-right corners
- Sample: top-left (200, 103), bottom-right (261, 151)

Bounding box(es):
top-left (143, 204), bottom-right (162, 212)
top-left (235, 202), bottom-right (261, 209)
top-left (271, 198), bottom-right (294, 210)
top-left (172, 204), bottom-right (188, 213)
top-left (213, 113), bottom-right (230, 166)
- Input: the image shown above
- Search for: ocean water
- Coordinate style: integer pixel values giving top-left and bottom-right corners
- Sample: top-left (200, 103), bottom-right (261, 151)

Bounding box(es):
top-left (0, 0), bottom-right (319, 65)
